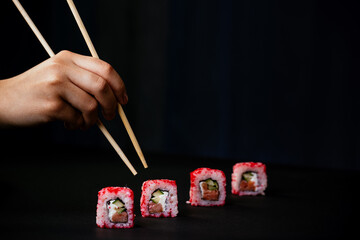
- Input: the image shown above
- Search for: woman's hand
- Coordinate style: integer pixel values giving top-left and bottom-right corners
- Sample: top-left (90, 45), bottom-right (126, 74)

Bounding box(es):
top-left (0, 50), bottom-right (128, 129)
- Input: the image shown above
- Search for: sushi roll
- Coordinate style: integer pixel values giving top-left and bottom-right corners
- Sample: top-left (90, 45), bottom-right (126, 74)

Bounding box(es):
top-left (188, 168), bottom-right (226, 206)
top-left (231, 162), bottom-right (267, 196)
top-left (140, 179), bottom-right (178, 218)
top-left (96, 187), bottom-right (134, 228)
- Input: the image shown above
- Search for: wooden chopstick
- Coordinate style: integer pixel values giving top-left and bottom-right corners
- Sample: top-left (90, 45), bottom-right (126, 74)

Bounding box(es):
top-left (66, 0), bottom-right (148, 169)
top-left (12, 0), bottom-right (55, 57)
top-left (96, 120), bottom-right (137, 175)
top-left (12, 0), bottom-right (137, 176)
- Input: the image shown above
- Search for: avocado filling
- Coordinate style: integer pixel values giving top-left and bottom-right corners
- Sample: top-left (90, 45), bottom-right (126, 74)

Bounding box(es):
top-left (200, 178), bottom-right (220, 201)
top-left (149, 189), bottom-right (169, 214)
top-left (107, 199), bottom-right (128, 223)
top-left (240, 171), bottom-right (258, 191)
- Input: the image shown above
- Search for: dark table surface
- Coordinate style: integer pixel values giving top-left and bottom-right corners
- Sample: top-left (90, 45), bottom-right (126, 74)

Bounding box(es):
top-left (1, 147), bottom-right (358, 239)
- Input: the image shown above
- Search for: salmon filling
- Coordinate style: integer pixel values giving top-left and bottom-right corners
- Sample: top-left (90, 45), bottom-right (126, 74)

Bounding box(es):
top-left (107, 199), bottom-right (128, 223)
top-left (240, 180), bottom-right (256, 191)
top-left (200, 179), bottom-right (219, 201)
top-left (149, 201), bottom-right (164, 214)
top-left (111, 211), bottom-right (128, 223)
top-left (239, 171), bottom-right (258, 191)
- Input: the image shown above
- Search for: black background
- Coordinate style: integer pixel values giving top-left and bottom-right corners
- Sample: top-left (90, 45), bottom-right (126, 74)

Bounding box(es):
top-left (1, 150), bottom-right (359, 239)
top-left (0, 1), bottom-right (359, 167)
top-left (0, 1), bottom-right (360, 239)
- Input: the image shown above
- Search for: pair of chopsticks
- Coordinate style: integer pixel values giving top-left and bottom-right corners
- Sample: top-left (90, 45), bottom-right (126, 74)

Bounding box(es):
top-left (12, 0), bottom-right (148, 175)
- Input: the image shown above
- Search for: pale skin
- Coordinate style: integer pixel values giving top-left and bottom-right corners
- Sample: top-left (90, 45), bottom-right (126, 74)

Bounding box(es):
top-left (0, 50), bottom-right (128, 129)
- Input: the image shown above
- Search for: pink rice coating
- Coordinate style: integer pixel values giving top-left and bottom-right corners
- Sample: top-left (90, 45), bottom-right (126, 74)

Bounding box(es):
top-left (96, 187), bottom-right (134, 228)
top-left (188, 168), bottom-right (226, 207)
top-left (231, 162), bottom-right (267, 196)
top-left (140, 179), bottom-right (178, 218)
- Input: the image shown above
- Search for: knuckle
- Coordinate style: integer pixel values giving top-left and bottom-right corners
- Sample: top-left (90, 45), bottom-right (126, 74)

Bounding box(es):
top-left (47, 58), bottom-right (62, 70)
top-left (44, 100), bottom-right (64, 121)
top-left (46, 62), bottom-right (64, 85)
top-left (85, 99), bottom-right (98, 113)
top-left (47, 75), bottom-right (62, 88)
top-left (101, 62), bottom-right (114, 78)
top-left (57, 50), bottom-right (72, 58)
top-left (94, 76), bottom-right (108, 94)
top-left (48, 100), bottom-right (64, 113)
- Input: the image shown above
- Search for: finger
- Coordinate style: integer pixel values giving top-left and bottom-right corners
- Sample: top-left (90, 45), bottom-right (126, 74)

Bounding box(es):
top-left (64, 64), bottom-right (117, 120)
top-left (63, 51), bottom-right (128, 105)
top-left (60, 81), bottom-right (100, 128)
top-left (52, 101), bottom-right (84, 129)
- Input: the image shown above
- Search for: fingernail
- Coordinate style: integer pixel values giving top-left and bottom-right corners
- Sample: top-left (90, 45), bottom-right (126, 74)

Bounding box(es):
top-left (122, 93), bottom-right (128, 104)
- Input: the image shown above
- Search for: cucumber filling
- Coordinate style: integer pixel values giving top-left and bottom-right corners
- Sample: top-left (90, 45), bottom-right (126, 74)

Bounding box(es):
top-left (149, 189), bottom-right (169, 214)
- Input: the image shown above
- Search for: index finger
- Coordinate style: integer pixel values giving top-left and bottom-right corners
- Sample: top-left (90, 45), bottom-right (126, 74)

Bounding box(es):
top-left (62, 51), bottom-right (128, 105)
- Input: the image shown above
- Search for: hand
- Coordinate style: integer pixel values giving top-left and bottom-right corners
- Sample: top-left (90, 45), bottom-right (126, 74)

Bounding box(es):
top-left (0, 50), bottom-right (128, 129)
